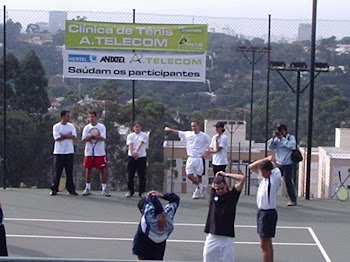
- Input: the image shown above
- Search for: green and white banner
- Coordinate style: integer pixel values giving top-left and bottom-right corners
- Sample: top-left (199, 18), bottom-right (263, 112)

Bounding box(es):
top-left (65, 20), bottom-right (208, 52)
top-left (63, 49), bottom-right (206, 82)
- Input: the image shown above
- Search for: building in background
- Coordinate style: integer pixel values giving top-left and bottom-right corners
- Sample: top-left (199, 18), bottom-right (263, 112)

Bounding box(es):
top-left (49, 11), bottom-right (67, 33)
top-left (298, 128), bottom-right (350, 199)
top-left (297, 23), bottom-right (311, 41)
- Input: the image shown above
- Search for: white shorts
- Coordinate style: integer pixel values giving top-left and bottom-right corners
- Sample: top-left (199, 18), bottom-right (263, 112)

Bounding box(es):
top-left (203, 234), bottom-right (235, 262)
top-left (186, 157), bottom-right (203, 176)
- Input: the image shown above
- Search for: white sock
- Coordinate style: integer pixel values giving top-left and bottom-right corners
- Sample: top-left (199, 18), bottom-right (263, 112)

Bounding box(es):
top-left (102, 183), bottom-right (107, 190)
top-left (198, 183), bottom-right (203, 190)
top-left (86, 183), bottom-right (91, 190)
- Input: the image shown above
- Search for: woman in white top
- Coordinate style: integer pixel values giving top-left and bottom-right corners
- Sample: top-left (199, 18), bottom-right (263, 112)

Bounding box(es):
top-left (126, 121), bottom-right (148, 198)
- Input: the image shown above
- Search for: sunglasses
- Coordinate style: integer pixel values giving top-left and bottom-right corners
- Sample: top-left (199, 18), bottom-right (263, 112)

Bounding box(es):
top-left (214, 186), bottom-right (226, 192)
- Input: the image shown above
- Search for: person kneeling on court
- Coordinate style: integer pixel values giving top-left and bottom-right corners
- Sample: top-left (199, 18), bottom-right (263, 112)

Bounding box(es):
top-left (203, 171), bottom-right (245, 262)
top-left (132, 190), bottom-right (180, 260)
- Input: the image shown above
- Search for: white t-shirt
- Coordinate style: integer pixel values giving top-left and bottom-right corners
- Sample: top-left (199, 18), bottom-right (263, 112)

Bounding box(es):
top-left (210, 133), bottom-right (228, 165)
top-left (53, 122), bottom-right (76, 154)
top-left (178, 131), bottom-right (211, 157)
top-left (256, 168), bottom-right (282, 210)
top-left (82, 123), bottom-right (106, 156)
top-left (127, 131), bottom-right (148, 158)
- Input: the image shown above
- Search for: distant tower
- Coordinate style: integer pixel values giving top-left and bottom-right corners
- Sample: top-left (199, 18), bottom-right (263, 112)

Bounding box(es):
top-left (49, 11), bottom-right (68, 33)
top-left (297, 23), bottom-right (311, 41)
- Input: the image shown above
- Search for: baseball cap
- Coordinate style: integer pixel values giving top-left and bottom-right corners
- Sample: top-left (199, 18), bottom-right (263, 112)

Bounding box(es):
top-left (213, 121), bottom-right (226, 128)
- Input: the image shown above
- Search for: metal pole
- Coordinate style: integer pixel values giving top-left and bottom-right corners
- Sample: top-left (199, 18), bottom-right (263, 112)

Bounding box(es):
top-left (265, 15), bottom-right (271, 157)
top-left (295, 71), bottom-right (300, 144)
top-left (132, 9), bottom-right (136, 123)
top-left (229, 123), bottom-right (233, 173)
top-left (3, 6), bottom-right (7, 189)
top-left (171, 139), bottom-right (174, 193)
top-left (306, 0), bottom-right (318, 200)
top-left (247, 51), bottom-right (255, 195)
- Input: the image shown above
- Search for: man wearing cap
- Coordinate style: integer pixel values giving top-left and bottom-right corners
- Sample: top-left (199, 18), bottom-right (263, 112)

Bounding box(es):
top-left (165, 121), bottom-right (211, 199)
top-left (209, 122), bottom-right (228, 174)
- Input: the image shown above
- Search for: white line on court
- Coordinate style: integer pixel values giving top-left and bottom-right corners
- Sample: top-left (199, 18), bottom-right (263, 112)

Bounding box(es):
top-left (5, 218), bottom-right (310, 229)
top-left (307, 227), bottom-right (332, 262)
top-left (6, 234), bottom-right (317, 246)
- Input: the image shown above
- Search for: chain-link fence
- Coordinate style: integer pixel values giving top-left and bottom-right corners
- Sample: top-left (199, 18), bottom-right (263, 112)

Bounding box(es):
top-left (1, 8), bottom-right (350, 198)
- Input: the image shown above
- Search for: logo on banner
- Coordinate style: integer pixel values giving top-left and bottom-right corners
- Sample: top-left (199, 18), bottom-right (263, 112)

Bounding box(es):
top-left (68, 54), bottom-right (97, 63)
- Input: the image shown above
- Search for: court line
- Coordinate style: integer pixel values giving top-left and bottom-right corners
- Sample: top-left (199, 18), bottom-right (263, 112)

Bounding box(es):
top-left (6, 234), bottom-right (317, 246)
top-left (5, 218), bottom-right (309, 229)
top-left (307, 227), bottom-right (332, 262)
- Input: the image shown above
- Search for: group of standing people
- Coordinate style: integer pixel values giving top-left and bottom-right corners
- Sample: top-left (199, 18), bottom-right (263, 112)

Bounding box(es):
top-left (50, 112), bottom-right (297, 262)
top-left (50, 111), bottom-right (149, 198)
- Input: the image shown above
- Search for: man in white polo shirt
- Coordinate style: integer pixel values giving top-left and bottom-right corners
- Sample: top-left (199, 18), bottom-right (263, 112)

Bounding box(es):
top-left (81, 111), bottom-right (110, 197)
top-left (50, 110), bottom-right (78, 196)
top-left (165, 121), bottom-right (211, 199)
top-left (248, 156), bottom-right (282, 262)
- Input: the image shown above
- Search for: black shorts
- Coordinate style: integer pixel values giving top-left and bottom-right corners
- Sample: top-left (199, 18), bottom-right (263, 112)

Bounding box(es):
top-left (132, 230), bottom-right (166, 260)
top-left (212, 164), bottom-right (227, 175)
top-left (257, 209), bottom-right (278, 239)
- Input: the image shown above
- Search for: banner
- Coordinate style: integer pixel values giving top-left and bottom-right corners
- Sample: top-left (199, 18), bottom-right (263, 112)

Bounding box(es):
top-left (65, 21), bottom-right (208, 52)
top-left (63, 49), bottom-right (206, 82)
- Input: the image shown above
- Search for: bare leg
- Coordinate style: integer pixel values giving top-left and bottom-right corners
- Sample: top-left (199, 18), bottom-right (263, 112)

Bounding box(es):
top-left (85, 168), bottom-right (92, 183)
top-left (260, 238), bottom-right (273, 262)
top-left (187, 174), bottom-right (200, 185)
top-left (99, 168), bottom-right (106, 183)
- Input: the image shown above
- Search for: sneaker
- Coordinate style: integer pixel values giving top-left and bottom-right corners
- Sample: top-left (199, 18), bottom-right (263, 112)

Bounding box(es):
top-left (82, 188), bottom-right (91, 196)
top-left (125, 191), bottom-right (133, 198)
top-left (68, 190), bottom-right (79, 196)
top-left (50, 190), bottom-right (57, 196)
top-left (102, 189), bottom-right (111, 197)
top-left (287, 201), bottom-right (297, 206)
top-left (139, 192), bottom-right (147, 198)
top-left (192, 187), bottom-right (201, 199)
top-left (200, 185), bottom-right (207, 199)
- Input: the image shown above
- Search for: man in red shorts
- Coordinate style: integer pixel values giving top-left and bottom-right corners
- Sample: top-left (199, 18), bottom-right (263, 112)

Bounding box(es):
top-left (81, 111), bottom-right (110, 197)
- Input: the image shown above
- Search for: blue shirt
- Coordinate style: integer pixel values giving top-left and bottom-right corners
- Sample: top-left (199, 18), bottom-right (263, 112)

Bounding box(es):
top-left (267, 133), bottom-right (296, 165)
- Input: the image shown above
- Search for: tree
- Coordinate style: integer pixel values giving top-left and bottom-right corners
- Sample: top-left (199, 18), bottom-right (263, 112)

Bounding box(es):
top-left (14, 50), bottom-right (50, 114)
top-left (0, 53), bottom-right (20, 108)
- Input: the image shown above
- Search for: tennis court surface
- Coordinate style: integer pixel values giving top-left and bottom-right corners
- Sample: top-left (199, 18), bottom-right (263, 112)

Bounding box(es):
top-left (1, 188), bottom-right (349, 261)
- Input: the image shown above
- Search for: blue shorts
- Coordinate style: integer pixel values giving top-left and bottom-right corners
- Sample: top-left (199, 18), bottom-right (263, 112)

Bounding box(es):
top-left (257, 209), bottom-right (278, 239)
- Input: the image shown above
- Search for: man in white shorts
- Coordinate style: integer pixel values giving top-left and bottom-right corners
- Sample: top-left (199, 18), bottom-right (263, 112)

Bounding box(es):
top-left (165, 121), bottom-right (211, 199)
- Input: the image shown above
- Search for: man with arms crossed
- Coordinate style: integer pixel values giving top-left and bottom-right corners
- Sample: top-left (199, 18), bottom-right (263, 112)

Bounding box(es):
top-left (81, 111), bottom-right (110, 197)
top-left (203, 170), bottom-right (245, 262)
top-left (165, 121), bottom-right (211, 199)
top-left (209, 121), bottom-right (228, 174)
top-left (248, 156), bottom-right (282, 262)
top-left (50, 110), bottom-right (78, 196)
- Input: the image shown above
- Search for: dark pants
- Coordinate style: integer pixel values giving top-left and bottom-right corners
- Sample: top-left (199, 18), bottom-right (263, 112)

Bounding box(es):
top-left (51, 154), bottom-right (76, 192)
top-left (127, 156), bottom-right (147, 196)
top-left (278, 164), bottom-right (297, 203)
top-left (212, 164), bottom-right (227, 175)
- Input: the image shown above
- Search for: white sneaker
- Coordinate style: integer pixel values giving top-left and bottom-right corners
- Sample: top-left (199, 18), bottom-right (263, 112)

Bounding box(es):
top-left (102, 189), bottom-right (111, 197)
top-left (82, 188), bottom-right (91, 196)
top-left (192, 187), bottom-right (201, 199)
top-left (200, 185), bottom-right (207, 199)
top-left (125, 191), bottom-right (132, 198)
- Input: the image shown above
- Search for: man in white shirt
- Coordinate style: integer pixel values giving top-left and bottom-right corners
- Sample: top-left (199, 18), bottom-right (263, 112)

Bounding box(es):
top-left (81, 111), bottom-right (110, 197)
top-left (209, 121), bottom-right (228, 174)
top-left (50, 110), bottom-right (78, 196)
top-left (165, 121), bottom-right (211, 199)
top-left (248, 156), bottom-right (282, 262)
top-left (126, 121), bottom-right (148, 198)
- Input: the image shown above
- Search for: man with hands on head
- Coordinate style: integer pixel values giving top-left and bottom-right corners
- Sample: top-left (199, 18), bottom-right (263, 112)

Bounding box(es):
top-left (164, 121), bottom-right (211, 199)
top-left (248, 156), bottom-right (282, 262)
top-left (132, 190), bottom-right (180, 260)
top-left (203, 170), bottom-right (245, 262)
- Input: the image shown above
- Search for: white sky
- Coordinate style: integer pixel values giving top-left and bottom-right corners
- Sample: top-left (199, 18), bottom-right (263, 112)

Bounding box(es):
top-left (2, 0), bottom-right (350, 20)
